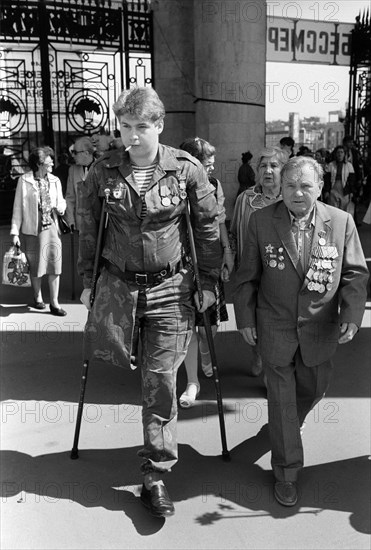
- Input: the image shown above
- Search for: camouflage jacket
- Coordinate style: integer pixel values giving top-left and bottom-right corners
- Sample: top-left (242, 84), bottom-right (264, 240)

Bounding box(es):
top-left (77, 143), bottom-right (221, 291)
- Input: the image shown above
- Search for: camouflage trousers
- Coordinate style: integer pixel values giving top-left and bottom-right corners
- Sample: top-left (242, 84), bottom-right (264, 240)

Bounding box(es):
top-left (84, 267), bottom-right (195, 474)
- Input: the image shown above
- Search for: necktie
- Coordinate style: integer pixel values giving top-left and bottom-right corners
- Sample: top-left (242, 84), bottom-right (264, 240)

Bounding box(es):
top-left (293, 218), bottom-right (311, 272)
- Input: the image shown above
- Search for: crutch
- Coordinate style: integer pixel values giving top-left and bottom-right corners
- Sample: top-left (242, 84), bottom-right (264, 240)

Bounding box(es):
top-left (184, 200), bottom-right (230, 461)
top-left (70, 190), bottom-right (110, 459)
top-left (70, 227), bottom-right (76, 301)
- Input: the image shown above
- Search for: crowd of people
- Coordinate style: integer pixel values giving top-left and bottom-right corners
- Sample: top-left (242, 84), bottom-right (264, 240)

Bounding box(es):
top-left (8, 128), bottom-right (127, 313)
top-left (278, 136), bottom-right (369, 223)
top-left (7, 88), bottom-right (369, 518)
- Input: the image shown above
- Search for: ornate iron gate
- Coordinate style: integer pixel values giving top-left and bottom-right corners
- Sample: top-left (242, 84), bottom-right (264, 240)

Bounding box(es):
top-left (346, 10), bottom-right (370, 163)
top-left (0, 0), bottom-right (153, 207)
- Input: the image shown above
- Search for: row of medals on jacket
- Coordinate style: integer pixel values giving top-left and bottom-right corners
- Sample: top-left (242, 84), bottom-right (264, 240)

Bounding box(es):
top-left (159, 179), bottom-right (187, 206)
top-left (306, 231), bottom-right (337, 293)
top-left (106, 177), bottom-right (187, 206)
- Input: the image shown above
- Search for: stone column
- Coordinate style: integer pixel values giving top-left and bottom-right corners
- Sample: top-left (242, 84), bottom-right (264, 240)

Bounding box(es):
top-left (194, 1), bottom-right (266, 219)
top-left (153, 0), bottom-right (266, 220)
top-left (152, 0), bottom-right (196, 148)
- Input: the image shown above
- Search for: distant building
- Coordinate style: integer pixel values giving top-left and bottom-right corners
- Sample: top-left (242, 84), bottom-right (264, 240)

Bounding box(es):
top-left (266, 110), bottom-right (346, 154)
top-left (298, 126), bottom-right (324, 152)
top-left (325, 111), bottom-right (346, 150)
top-left (288, 113), bottom-right (300, 145)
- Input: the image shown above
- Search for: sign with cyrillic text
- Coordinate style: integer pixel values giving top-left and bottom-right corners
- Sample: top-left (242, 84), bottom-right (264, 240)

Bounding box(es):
top-left (267, 17), bottom-right (354, 65)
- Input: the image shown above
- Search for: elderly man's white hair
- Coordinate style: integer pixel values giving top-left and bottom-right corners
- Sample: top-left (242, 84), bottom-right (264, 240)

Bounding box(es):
top-left (281, 155), bottom-right (324, 184)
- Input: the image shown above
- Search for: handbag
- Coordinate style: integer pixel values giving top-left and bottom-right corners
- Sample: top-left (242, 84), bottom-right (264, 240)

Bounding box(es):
top-left (2, 245), bottom-right (31, 287)
top-left (57, 213), bottom-right (71, 234)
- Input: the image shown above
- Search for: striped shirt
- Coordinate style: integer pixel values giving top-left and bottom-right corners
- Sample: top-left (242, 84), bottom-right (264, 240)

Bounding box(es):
top-left (131, 163), bottom-right (157, 218)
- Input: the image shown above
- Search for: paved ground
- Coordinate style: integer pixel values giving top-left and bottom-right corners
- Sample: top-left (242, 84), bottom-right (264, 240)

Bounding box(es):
top-left (1, 221), bottom-right (370, 550)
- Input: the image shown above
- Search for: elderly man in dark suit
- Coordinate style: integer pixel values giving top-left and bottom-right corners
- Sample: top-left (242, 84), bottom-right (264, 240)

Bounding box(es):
top-left (233, 156), bottom-right (368, 507)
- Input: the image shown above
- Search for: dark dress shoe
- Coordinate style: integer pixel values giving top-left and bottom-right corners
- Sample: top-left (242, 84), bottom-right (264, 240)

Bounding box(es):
top-left (140, 484), bottom-right (175, 518)
top-left (49, 305), bottom-right (67, 316)
top-left (274, 481), bottom-right (298, 506)
top-left (33, 301), bottom-right (46, 310)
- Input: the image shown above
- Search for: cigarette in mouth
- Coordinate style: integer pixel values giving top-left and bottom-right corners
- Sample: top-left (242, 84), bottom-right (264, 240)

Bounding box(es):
top-left (125, 145), bottom-right (132, 152)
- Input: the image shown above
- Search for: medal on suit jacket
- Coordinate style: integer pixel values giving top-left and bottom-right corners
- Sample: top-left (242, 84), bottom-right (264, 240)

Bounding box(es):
top-left (178, 175), bottom-right (187, 200)
top-left (159, 177), bottom-right (184, 206)
top-left (159, 181), bottom-right (171, 206)
top-left (306, 232), bottom-right (338, 292)
top-left (264, 244), bottom-right (285, 269)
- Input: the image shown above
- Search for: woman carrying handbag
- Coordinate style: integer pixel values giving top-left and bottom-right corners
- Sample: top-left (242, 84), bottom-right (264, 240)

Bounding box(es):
top-left (10, 146), bottom-right (67, 316)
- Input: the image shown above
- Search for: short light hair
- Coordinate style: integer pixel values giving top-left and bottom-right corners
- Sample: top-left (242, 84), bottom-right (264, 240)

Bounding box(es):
top-left (28, 146), bottom-right (55, 172)
top-left (74, 136), bottom-right (95, 154)
top-left (258, 146), bottom-right (288, 168)
top-left (281, 155), bottom-right (324, 184)
top-left (112, 87), bottom-right (165, 123)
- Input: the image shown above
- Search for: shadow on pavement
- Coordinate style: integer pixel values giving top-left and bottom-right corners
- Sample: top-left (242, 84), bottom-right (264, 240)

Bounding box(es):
top-left (0, 304), bottom-right (32, 316)
top-left (1, 225), bottom-right (370, 543)
top-left (1, 327), bottom-right (370, 405)
top-left (0, 428), bottom-right (369, 535)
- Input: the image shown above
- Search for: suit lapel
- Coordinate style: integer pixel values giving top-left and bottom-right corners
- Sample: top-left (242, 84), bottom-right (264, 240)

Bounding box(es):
top-left (312, 201), bottom-right (332, 241)
top-left (273, 202), bottom-right (304, 278)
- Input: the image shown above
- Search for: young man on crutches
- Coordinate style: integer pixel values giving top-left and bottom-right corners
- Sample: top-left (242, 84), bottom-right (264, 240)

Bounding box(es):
top-left (77, 87), bottom-right (221, 518)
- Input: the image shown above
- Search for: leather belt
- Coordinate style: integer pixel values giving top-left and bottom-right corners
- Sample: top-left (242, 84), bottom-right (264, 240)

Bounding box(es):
top-left (103, 260), bottom-right (181, 287)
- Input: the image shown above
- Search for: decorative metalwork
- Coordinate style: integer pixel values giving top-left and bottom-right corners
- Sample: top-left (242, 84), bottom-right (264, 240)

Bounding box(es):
top-left (68, 90), bottom-right (108, 133)
top-left (126, 9), bottom-right (152, 51)
top-left (0, 47), bottom-right (41, 174)
top-left (0, 0), bottom-right (122, 46)
top-left (0, 0), bottom-right (153, 223)
top-left (0, 0), bottom-right (153, 48)
top-left (0, 2), bottom-right (39, 41)
top-left (128, 55), bottom-right (152, 86)
top-left (124, 1), bottom-right (153, 87)
top-left (0, 93), bottom-right (27, 137)
top-left (346, 9), bottom-right (370, 161)
top-left (0, 0), bottom-right (153, 164)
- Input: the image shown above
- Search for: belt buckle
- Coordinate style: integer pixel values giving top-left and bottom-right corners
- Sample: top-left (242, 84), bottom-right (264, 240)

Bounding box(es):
top-left (135, 273), bottom-right (147, 286)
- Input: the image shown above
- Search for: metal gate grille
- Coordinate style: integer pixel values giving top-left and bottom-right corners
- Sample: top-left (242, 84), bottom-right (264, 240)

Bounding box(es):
top-left (346, 11), bottom-right (370, 162)
top-left (0, 0), bottom-right (153, 199)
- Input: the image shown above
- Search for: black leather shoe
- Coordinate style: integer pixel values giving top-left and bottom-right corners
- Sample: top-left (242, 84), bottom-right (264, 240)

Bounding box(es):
top-left (140, 484), bottom-right (175, 518)
top-left (33, 300), bottom-right (46, 310)
top-left (49, 305), bottom-right (67, 316)
top-left (274, 481), bottom-right (298, 506)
